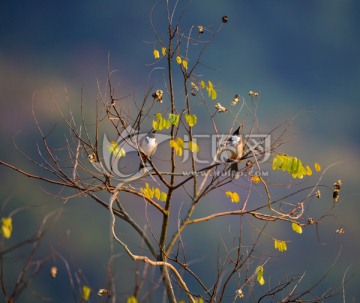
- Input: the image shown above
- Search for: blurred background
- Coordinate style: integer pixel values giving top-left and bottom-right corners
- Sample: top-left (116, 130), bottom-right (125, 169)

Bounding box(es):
top-left (1, 0), bottom-right (359, 302)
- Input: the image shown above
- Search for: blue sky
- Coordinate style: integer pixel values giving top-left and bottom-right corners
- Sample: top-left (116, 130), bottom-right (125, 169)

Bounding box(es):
top-left (1, 0), bottom-right (360, 301)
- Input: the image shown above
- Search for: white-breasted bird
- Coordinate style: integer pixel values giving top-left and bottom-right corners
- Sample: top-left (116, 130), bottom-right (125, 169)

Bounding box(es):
top-left (138, 131), bottom-right (157, 169)
top-left (224, 126), bottom-right (244, 176)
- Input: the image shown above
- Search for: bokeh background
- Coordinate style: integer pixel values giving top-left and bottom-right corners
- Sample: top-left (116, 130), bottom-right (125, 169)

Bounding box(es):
top-left (1, 0), bottom-right (360, 302)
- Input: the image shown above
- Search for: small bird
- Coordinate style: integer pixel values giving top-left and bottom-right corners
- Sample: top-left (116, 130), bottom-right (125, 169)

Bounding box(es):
top-left (138, 131), bottom-right (157, 169)
top-left (224, 126), bottom-right (244, 176)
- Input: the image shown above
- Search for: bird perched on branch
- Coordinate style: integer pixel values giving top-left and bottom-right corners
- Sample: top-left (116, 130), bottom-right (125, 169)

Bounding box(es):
top-left (224, 126), bottom-right (244, 177)
top-left (138, 130), bottom-right (157, 169)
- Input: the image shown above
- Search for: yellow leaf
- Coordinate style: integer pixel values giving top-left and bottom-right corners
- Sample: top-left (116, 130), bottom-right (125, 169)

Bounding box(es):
top-left (169, 139), bottom-right (177, 148)
top-left (292, 222), bottom-right (303, 234)
top-left (160, 118), bottom-right (170, 129)
top-left (274, 239), bottom-right (287, 252)
top-left (1, 217), bottom-right (12, 239)
top-left (176, 137), bottom-right (184, 149)
top-left (314, 162), bottom-right (321, 172)
top-left (168, 113), bottom-right (180, 126)
top-left (272, 154), bottom-right (315, 179)
top-left (256, 266), bottom-right (265, 285)
top-left (153, 49), bottom-right (160, 59)
top-left (152, 120), bottom-right (160, 130)
top-left (170, 138), bottom-right (184, 156)
top-left (250, 175), bottom-right (261, 184)
top-left (156, 112), bottom-right (163, 120)
top-left (153, 113), bottom-right (173, 130)
top-left (272, 156), bottom-right (279, 170)
top-left (108, 142), bottom-right (126, 158)
top-left (200, 80), bottom-right (206, 89)
top-left (182, 59), bottom-right (188, 70)
top-left (189, 141), bottom-right (199, 153)
top-left (210, 88), bottom-right (217, 100)
top-left (154, 187), bottom-right (161, 200)
top-left (82, 285), bottom-right (91, 301)
top-left (161, 47), bottom-right (167, 56)
top-left (305, 165), bottom-right (312, 176)
top-left (195, 299), bottom-right (204, 303)
top-left (185, 114), bottom-right (197, 127)
top-left (127, 296), bottom-right (138, 303)
top-left (258, 276), bottom-right (265, 285)
top-left (225, 191), bottom-right (240, 203)
top-left (160, 191), bottom-right (167, 202)
top-left (176, 56), bottom-right (182, 64)
top-left (141, 183), bottom-right (154, 199)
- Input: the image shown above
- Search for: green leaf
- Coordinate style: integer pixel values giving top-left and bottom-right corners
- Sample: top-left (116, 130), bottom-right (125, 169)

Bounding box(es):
top-left (168, 113), bottom-right (180, 127)
top-left (109, 142), bottom-right (126, 158)
top-left (272, 154), bottom-right (314, 179)
top-left (153, 113), bottom-right (173, 130)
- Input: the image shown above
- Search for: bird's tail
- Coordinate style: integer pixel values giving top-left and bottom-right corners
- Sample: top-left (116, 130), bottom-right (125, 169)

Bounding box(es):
top-left (230, 162), bottom-right (238, 178)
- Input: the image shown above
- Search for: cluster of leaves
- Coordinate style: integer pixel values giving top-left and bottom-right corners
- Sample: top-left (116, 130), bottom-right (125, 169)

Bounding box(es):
top-left (170, 137), bottom-right (199, 156)
top-left (140, 183), bottom-right (167, 202)
top-left (200, 80), bottom-right (217, 100)
top-left (108, 141), bottom-right (126, 158)
top-left (153, 46), bottom-right (188, 70)
top-left (272, 154), bottom-right (321, 179)
top-left (153, 112), bottom-right (179, 130)
top-left (274, 239), bottom-right (288, 252)
top-left (256, 266), bottom-right (265, 286)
